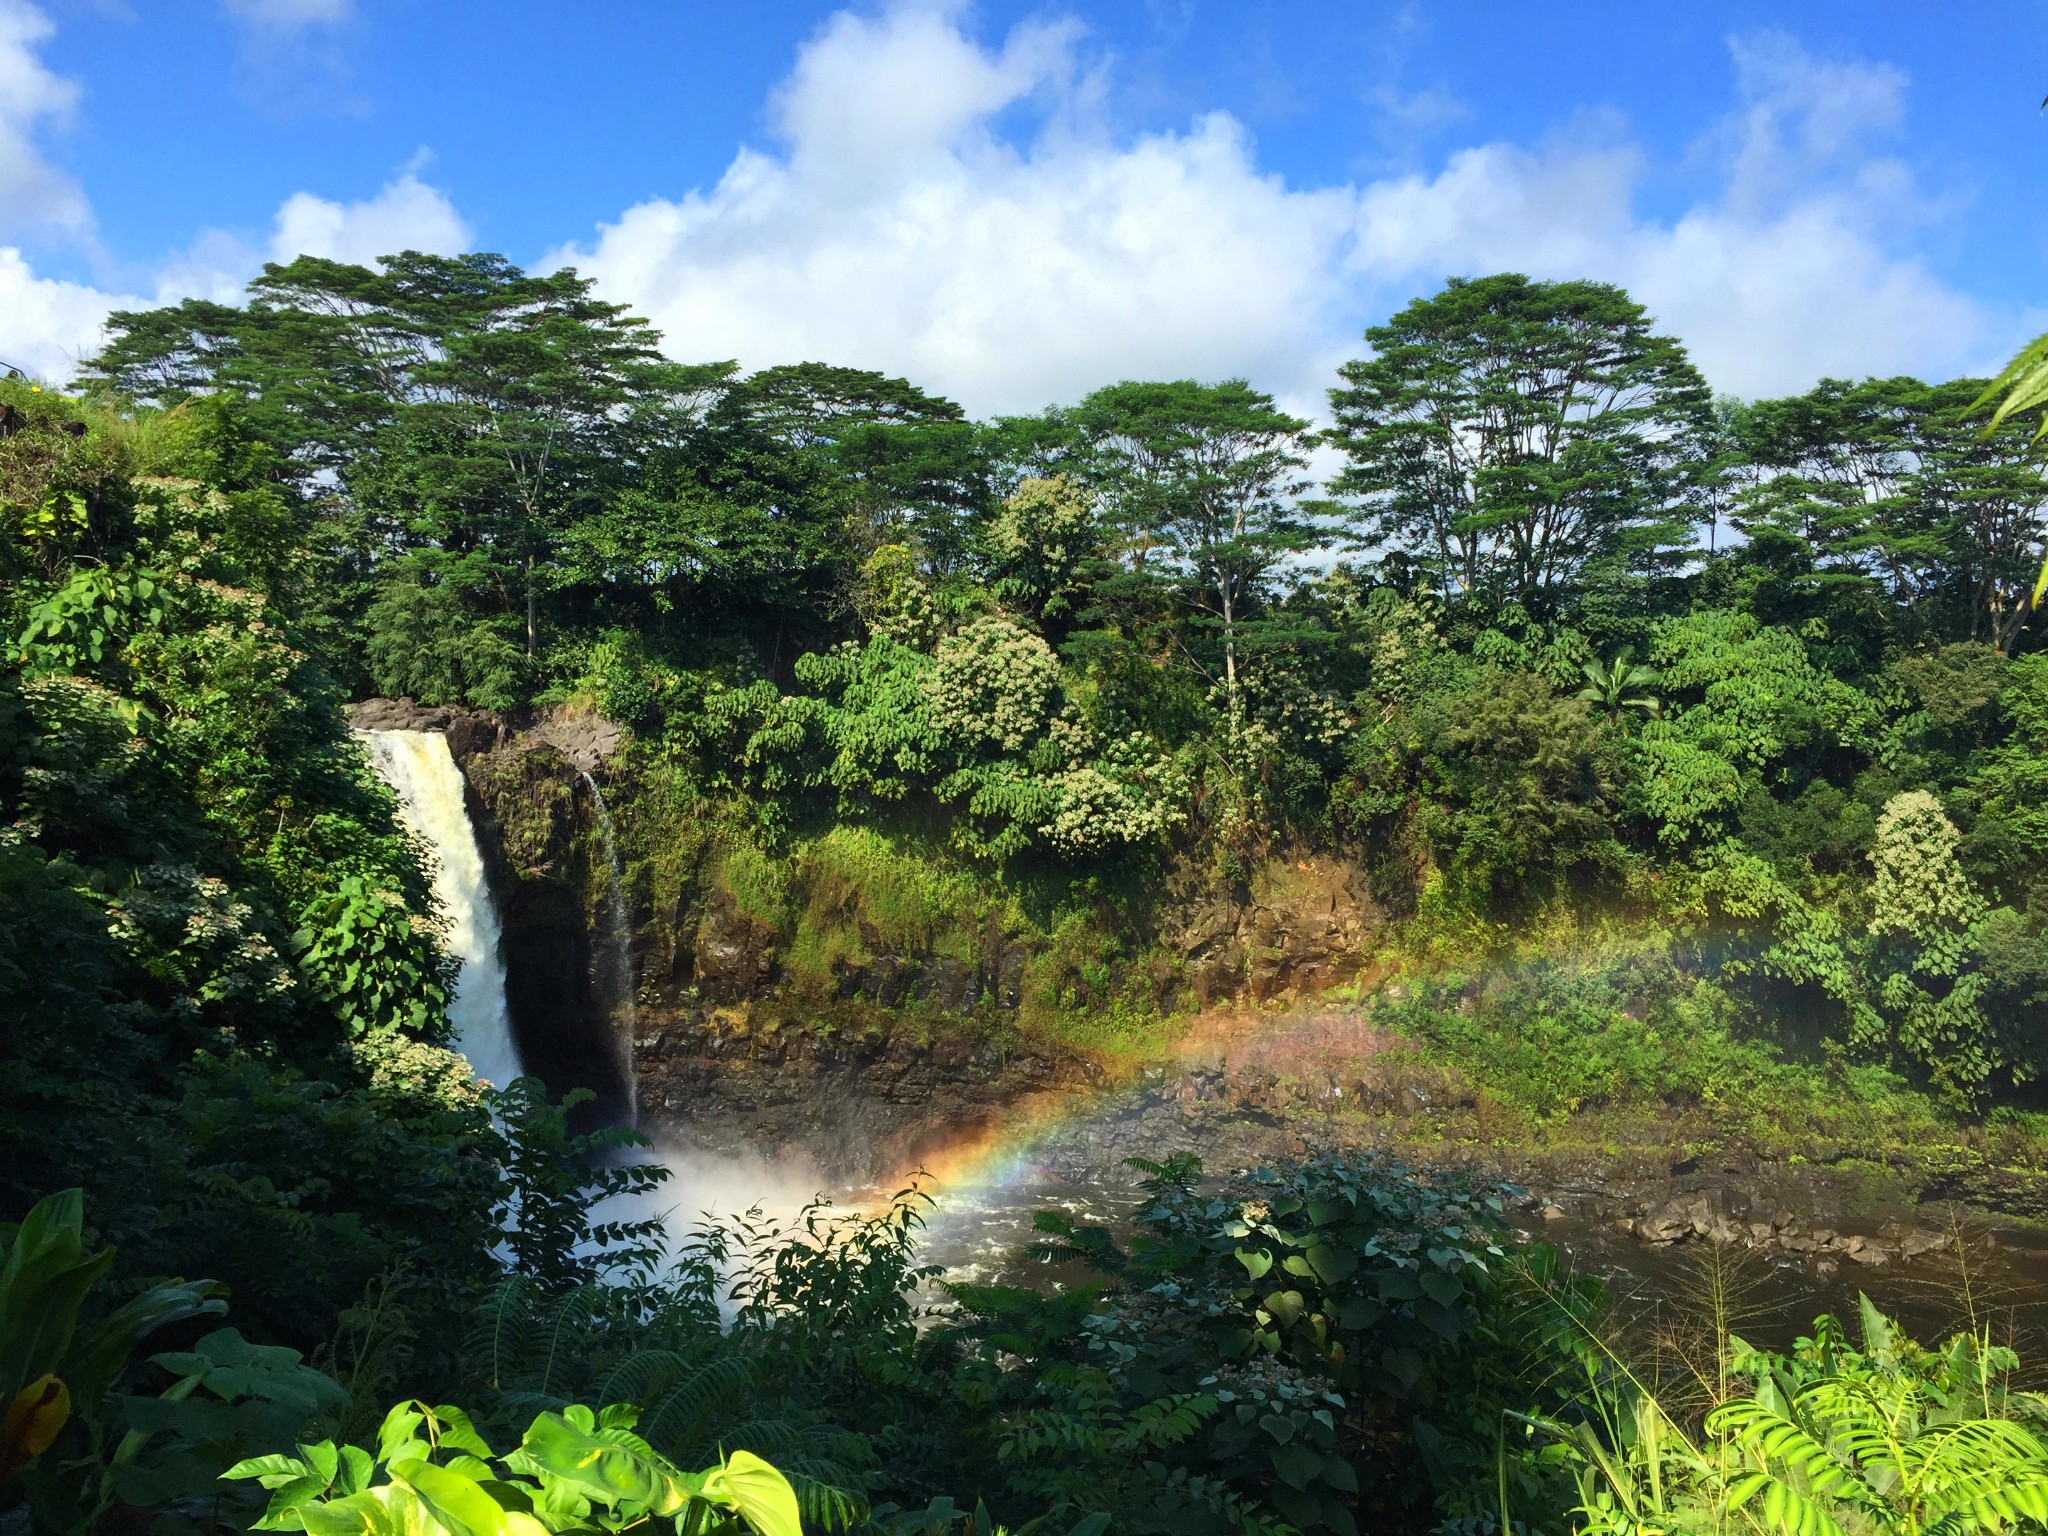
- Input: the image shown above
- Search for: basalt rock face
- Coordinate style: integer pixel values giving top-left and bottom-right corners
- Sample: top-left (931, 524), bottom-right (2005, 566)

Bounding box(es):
top-left (428, 711), bottom-right (633, 1126)
top-left (635, 1008), bottom-right (1101, 1183)
top-left (348, 696), bottom-right (508, 759)
top-left (1165, 854), bottom-right (1385, 1009)
top-left (353, 698), bottom-right (1395, 1170)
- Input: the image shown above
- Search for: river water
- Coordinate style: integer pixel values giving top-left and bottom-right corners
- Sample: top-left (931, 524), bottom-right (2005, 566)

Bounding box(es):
top-left (886, 1090), bottom-right (2048, 1367)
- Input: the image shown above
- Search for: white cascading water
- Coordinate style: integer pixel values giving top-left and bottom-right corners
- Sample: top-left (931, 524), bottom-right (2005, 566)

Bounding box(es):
top-left (579, 771), bottom-right (639, 1126)
top-left (356, 729), bottom-right (524, 1093)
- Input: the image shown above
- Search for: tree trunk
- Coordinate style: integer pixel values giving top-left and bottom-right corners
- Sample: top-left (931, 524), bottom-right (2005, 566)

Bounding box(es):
top-left (1220, 580), bottom-right (1241, 745)
top-left (525, 554), bottom-right (538, 659)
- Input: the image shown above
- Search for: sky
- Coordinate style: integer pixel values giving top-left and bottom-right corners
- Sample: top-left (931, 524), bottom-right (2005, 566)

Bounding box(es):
top-left (3, 0), bottom-right (2046, 419)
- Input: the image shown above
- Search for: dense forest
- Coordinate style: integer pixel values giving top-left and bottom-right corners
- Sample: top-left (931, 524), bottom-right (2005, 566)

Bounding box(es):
top-left (4, 254), bottom-right (2048, 1536)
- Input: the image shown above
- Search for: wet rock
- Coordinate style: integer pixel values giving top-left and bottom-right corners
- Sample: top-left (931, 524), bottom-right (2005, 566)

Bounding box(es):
top-left (533, 710), bottom-right (625, 774)
top-left (1845, 1239), bottom-right (1892, 1266)
top-left (995, 945), bottom-right (1027, 1009)
top-left (693, 891), bottom-right (777, 1003)
top-left (922, 955), bottom-right (978, 1013)
top-left (1898, 1229), bottom-right (1950, 1261)
top-left (348, 697), bottom-right (507, 760)
top-left (1638, 1214), bottom-right (1690, 1245)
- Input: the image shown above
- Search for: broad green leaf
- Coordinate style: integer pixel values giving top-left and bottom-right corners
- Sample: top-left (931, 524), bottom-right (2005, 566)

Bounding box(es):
top-left (299, 1485), bottom-right (435, 1536)
top-left (1263, 1289), bottom-right (1307, 1329)
top-left (391, 1455), bottom-right (513, 1536)
top-left (518, 1410), bottom-right (686, 1515)
top-left (697, 1450), bottom-right (803, 1536)
top-left (1271, 1443), bottom-right (1325, 1491)
top-left (225, 1452), bottom-right (319, 1488)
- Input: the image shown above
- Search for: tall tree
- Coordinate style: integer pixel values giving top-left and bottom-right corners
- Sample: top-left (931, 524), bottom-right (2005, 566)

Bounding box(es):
top-left (1325, 274), bottom-right (1713, 618)
top-left (710, 363), bottom-right (987, 570)
top-left (1912, 380), bottom-right (2048, 653)
top-left (92, 251), bottom-right (670, 683)
top-left (1733, 376), bottom-right (2048, 652)
top-left (1066, 379), bottom-right (1318, 739)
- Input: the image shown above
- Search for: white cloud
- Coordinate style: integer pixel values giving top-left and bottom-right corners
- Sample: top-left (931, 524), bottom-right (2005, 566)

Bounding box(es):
top-left (0, 0), bottom-right (90, 240)
top-left (266, 171), bottom-right (472, 266)
top-left (0, 171), bottom-right (470, 382)
top-left (0, 2), bottom-right (2011, 407)
top-left (0, 2), bottom-right (469, 381)
top-left (0, 246), bottom-right (140, 379)
top-left (554, 9), bottom-right (1998, 414)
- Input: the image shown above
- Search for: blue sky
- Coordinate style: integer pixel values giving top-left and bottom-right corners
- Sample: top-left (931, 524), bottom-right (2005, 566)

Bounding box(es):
top-left (5, 0), bottom-right (2045, 414)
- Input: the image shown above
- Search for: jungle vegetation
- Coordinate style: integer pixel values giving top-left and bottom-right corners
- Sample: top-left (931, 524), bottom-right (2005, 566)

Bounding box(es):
top-left (4, 256), bottom-right (2048, 1535)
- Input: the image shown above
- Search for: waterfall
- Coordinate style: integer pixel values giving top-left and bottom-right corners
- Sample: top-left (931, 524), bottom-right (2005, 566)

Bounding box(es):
top-left (356, 729), bottom-right (523, 1093)
top-left (579, 771), bottom-right (639, 1126)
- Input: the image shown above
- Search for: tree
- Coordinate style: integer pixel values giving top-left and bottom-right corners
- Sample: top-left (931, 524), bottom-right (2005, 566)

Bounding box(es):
top-left (1731, 376), bottom-right (2048, 652)
top-left (1326, 274), bottom-right (1713, 618)
top-left (1066, 379), bottom-right (1319, 740)
top-left (1913, 380), bottom-right (2048, 652)
top-left (1971, 329), bottom-right (2048, 625)
top-left (1576, 649), bottom-right (1661, 722)
top-left (709, 362), bottom-right (987, 570)
top-left (92, 251), bottom-right (670, 679)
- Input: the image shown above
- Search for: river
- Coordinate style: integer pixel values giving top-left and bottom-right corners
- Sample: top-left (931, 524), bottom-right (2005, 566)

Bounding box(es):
top-left (880, 1083), bottom-right (2048, 1369)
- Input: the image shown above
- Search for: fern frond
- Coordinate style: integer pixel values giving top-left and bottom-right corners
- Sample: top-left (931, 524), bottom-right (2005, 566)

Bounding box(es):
top-left (1724, 1469), bottom-right (1853, 1536)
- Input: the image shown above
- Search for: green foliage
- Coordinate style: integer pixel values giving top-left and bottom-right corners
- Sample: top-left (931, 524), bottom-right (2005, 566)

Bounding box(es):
top-left (364, 566), bottom-right (531, 712)
top-left (0, 1188), bottom-right (230, 1530)
top-left (15, 249), bottom-right (2048, 1536)
top-left (224, 1398), bottom-right (801, 1536)
top-left (1856, 791), bottom-right (2009, 1105)
top-left (1011, 1151), bottom-right (1607, 1535)
top-left (1326, 273), bottom-right (1713, 617)
top-left (1529, 1300), bottom-right (2048, 1536)
top-left (1373, 959), bottom-right (1951, 1151)
top-left (1577, 649), bottom-right (1661, 723)
top-left (293, 874), bottom-right (454, 1038)
top-left (1413, 667), bottom-right (1619, 903)
top-left (488, 1080), bottom-right (670, 1295)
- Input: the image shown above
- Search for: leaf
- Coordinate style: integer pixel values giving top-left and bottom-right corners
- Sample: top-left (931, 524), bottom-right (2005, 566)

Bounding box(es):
top-left (1, 1374), bottom-right (70, 1476)
top-left (391, 1455), bottom-right (514, 1536)
top-left (1333, 1295), bottom-right (1383, 1330)
top-left (1306, 1242), bottom-right (1358, 1285)
top-left (1271, 1443), bottom-right (1325, 1490)
top-left (1263, 1289), bottom-right (1307, 1329)
top-left (298, 1485), bottom-right (434, 1536)
top-left (377, 1403), bottom-right (428, 1465)
top-left (427, 1405), bottom-right (494, 1460)
top-left (697, 1450), bottom-right (803, 1536)
top-left (224, 1453), bottom-right (319, 1488)
top-left (1418, 1269), bottom-right (1464, 1307)
top-left (517, 1410), bottom-right (686, 1515)
top-left (1234, 1247), bottom-right (1273, 1281)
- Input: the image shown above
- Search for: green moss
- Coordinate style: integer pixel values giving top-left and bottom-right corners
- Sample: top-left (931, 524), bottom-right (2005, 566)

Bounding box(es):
top-left (718, 825), bottom-right (998, 993)
top-left (719, 841), bottom-right (792, 929)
